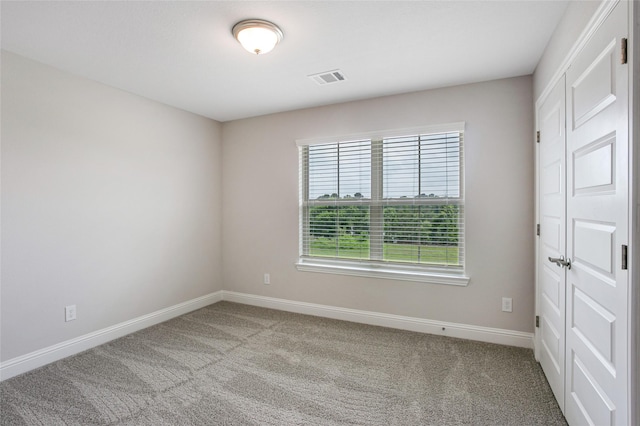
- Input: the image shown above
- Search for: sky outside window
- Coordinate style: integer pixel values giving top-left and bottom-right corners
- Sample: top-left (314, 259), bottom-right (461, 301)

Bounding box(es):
top-left (308, 133), bottom-right (460, 200)
top-left (308, 140), bottom-right (371, 199)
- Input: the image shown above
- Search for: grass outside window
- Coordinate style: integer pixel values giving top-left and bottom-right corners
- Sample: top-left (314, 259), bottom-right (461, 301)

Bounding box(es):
top-left (310, 236), bottom-right (460, 266)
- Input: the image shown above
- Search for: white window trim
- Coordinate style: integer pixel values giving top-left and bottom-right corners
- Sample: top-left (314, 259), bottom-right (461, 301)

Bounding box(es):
top-left (297, 122), bottom-right (468, 286)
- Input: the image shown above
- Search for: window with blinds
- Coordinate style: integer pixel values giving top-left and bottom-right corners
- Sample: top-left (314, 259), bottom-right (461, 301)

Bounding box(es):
top-left (299, 125), bottom-right (464, 271)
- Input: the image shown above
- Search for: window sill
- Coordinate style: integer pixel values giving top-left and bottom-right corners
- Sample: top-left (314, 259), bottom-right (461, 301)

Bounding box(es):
top-left (295, 258), bottom-right (470, 286)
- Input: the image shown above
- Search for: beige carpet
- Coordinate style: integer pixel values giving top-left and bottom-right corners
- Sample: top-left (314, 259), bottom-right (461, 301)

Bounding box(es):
top-left (0, 302), bottom-right (566, 425)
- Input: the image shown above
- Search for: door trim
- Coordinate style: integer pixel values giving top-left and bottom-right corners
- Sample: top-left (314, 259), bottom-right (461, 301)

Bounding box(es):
top-left (630, 1), bottom-right (639, 424)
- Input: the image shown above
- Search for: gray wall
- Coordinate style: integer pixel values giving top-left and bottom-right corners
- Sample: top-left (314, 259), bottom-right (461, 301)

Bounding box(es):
top-left (222, 75), bottom-right (535, 333)
top-left (1, 51), bottom-right (223, 361)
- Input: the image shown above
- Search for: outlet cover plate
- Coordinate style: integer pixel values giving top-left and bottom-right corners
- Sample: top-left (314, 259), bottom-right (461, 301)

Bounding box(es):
top-left (501, 297), bottom-right (513, 313)
top-left (65, 305), bottom-right (77, 322)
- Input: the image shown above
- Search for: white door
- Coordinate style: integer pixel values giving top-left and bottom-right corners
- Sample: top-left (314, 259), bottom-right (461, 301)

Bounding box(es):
top-left (564, 2), bottom-right (629, 425)
top-left (537, 76), bottom-right (567, 410)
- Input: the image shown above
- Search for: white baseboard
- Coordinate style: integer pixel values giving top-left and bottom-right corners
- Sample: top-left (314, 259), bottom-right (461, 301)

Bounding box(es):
top-left (222, 291), bottom-right (534, 349)
top-left (1, 289), bottom-right (533, 381)
top-left (0, 291), bottom-right (223, 381)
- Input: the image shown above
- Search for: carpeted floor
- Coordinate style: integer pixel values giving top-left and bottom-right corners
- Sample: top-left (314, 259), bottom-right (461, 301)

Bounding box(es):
top-left (0, 302), bottom-right (567, 425)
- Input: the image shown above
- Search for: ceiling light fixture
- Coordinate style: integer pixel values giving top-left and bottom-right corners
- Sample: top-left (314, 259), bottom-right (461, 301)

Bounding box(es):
top-left (232, 19), bottom-right (283, 55)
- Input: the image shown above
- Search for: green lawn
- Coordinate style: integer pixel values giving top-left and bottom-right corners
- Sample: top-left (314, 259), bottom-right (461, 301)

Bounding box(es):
top-left (310, 238), bottom-right (460, 265)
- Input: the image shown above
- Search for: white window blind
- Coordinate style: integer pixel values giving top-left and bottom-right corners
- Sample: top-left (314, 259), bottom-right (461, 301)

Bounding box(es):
top-left (299, 125), bottom-right (464, 271)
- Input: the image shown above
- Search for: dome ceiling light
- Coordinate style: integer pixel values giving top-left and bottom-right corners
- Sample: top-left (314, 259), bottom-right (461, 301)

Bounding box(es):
top-left (232, 19), bottom-right (283, 55)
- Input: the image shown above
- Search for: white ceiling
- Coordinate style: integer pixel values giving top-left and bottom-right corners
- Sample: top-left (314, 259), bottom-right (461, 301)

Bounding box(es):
top-left (1, 1), bottom-right (569, 122)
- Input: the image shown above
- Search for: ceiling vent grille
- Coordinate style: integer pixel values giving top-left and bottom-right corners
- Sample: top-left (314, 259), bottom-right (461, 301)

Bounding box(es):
top-left (308, 70), bottom-right (347, 85)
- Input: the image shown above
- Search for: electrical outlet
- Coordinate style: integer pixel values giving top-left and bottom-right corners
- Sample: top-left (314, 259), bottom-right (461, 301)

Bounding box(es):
top-left (263, 273), bottom-right (270, 285)
top-left (65, 305), bottom-right (77, 322)
top-left (502, 297), bottom-right (513, 313)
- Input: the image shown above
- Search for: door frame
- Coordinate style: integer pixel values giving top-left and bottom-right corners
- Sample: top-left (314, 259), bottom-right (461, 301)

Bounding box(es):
top-left (630, 1), bottom-right (639, 423)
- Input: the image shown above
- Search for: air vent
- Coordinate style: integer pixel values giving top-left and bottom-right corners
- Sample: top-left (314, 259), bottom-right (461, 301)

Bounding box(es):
top-left (308, 69), bottom-right (347, 85)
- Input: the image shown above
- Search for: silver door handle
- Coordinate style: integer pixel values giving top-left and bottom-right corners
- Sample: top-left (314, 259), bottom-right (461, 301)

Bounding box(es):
top-left (548, 255), bottom-right (571, 270)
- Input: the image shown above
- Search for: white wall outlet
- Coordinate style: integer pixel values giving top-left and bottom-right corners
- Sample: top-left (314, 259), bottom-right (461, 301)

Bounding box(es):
top-left (263, 273), bottom-right (270, 285)
top-left (65, 305), bottom-right (77, 322)
top-left (501, 297), bottom-right (513, 313)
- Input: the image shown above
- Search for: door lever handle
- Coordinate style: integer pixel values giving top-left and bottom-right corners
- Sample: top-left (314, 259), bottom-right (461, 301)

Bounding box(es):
top-left (548, 255), bottom-right (571, 270)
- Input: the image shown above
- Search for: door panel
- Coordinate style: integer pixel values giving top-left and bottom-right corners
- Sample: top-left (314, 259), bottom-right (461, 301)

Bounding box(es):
top-left (572, 136), bottom-right (615, 192)
top-left (573, 220), bottom-right (616, 275)
top-left (570, 353), bottom-right (615, 426)
top-left (542, 267), bottom-right (561, 309)
top-left (570, 38), bottom-right (617, 130)
top-left (565, 2), bottom-right (628, 425)
top-left (572, 288), bottom-right (615, 363)
top-left (543, 161), bottom-right (563, 196)
top-left (537, 76), bottom-right (566, 410)
top-left (541, 315), bottom-right (562, 370)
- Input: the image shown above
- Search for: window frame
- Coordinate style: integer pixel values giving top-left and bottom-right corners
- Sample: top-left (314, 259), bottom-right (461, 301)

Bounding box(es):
top-left (296, 122), bottom-right (469, 286)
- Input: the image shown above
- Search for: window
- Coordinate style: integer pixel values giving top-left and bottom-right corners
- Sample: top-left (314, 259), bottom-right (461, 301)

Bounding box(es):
top-left (297, 123), bottom-right (468, 285)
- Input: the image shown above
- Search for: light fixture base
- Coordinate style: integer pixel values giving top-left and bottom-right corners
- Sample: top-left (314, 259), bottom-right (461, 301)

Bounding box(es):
top-left (232, 19), bottom-right (283, 55)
